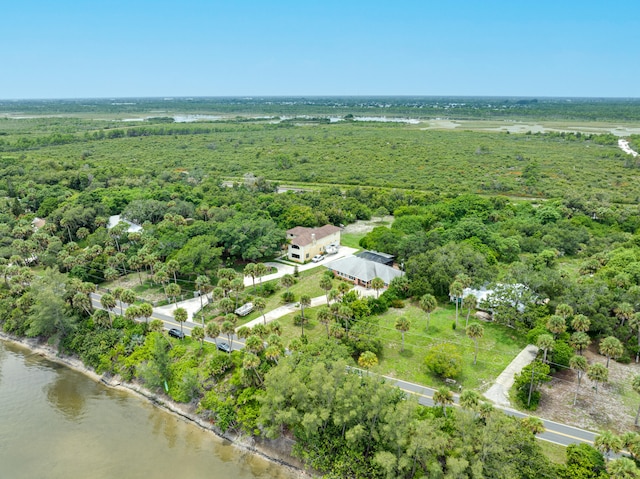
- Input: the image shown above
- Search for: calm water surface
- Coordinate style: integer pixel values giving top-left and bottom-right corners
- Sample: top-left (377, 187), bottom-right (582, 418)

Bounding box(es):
top-left (0, 340), bottom-right (297, 479)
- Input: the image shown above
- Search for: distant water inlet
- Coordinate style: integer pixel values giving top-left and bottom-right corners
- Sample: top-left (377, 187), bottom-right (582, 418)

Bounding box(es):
top-left (0, 340), bottom-right (296, 479)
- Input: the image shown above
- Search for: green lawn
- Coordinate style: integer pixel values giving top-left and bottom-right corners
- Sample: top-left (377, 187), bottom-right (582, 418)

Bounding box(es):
top-left (372, 303), bottom-right (527, 389)
top-left (272, 299), bottom-right (527, 390)
top-left (235, 268), bottom-right (330, 326)
top-left (340, 232), bottom-right (364, 250)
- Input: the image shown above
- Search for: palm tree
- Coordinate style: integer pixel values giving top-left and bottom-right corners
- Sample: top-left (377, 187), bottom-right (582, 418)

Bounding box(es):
top-left (614, 302), bottom-right (634, 327)
top-left (569, 331), bottom-right (591, 356)
top-left (606, 457), bottom-right (640, 478)
top-left (100, 293), bottom-right (116, 327)
top-left (252, 323), bottom-right (268, 339)
top-left (462, 294), bottom-right (477, 328)
top-left (280, 274), bottom-right (296, 293)
top-left (556, 303), bottom-right (574, 320)
top-left (317, 306), bottom-right (332, 337)
top-left (173, 307), bottom-right (188, 336)
top-left (328, 288), bottom-right (339, 305)
top-left (521, 416), bottom-right (545, 436)
top-left (221, 320), bottom-right (235, 352)
top-left (236, 326), bottom-right (251, 341)
top-left (217, 278), bottom-right (231, 297)
top-left (205, 321), bottom-right (220, 343)
top-left (265, 345), bottom-right (281, 364)
top-left (459, 390), bottom-right (480, 411)
top-left (244, 263), bottom-right (256, 292)
top-left (121, 289), bottom-right (136, 309)
top-left (139, 303), bottom-right (153, 324)
top-left (294, 313), bottom-right (308, 337)
top-left (569, 355), bottom-right (588, 406)
top-left (149, 319), bottom-right (164, 333)
top-left (269, 320), bottom-right (282, 336)
top-left (166, 283), bottom-right (181, 306)
top-left (536, 334), bottom-right (555, 363)
top-left (630, 313), bottom-right (640, 363)
top-left (420, 293), bottom-right (437, 331)
top-left (166, 259), bottom-right (180, 284)
top-left (319, 276), bottom-right (333, 304)
top-left (449, 281), bottom-right (463, 327)
top-left (371, 277), bottom-right (384, 298)
top-left (217, 297), bottom-right (234, 315)
top-left (546, 315), bottom-right (566, 339)
top-left (632, 375), bottom-right (640, 426)
top-left (254, 297), bottom-right (267, 325)
top-left (195, 275), bottom-right (212, 326)
top-left (242, 352), bottom-right (262, 385)
top-left (245, 335), bottom-right (264, 355)
top-left (433, 386), bottom-right (453, 418)
top-left (191, 325), bottom-right (205, 353)
top-left (466, 322), bottom-right (484, 365)
top-left (571, 313), bottom-right (591, 333)
top-left (595, 430), bottom-right (622, 461)
top-left (112, 287), bottom-right (125, 316)
top-left (230, 277), bottom-right (244, 310)
top-left (600, 336), bottom-right (624, 368)
top-left (338, 281), bottom-right (351, 299)
top-left (254, 263), bottom-right (268, 293)
top-left (299, 294), bottom-right (311, 319)
top-left (395, 316), bottom-right (411, 352)
top-left (587, 363), bottom-right (609, 410)
top-left (72, 292), bottom-right (92, 316)
top-left (358, 351), bottom-right (378, 369)
top-left (124, 304), bottom-right (141, 323)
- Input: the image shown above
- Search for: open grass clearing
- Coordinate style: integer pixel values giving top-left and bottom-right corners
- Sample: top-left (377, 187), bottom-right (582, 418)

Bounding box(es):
top-left (272, 300), bottom-right (527, 390)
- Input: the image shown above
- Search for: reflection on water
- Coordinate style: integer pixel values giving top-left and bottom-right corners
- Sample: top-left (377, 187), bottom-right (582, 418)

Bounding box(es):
top-left (0, 340), bottom-right (297, 479)
top-left (45, 367), bottom-right (89, 421)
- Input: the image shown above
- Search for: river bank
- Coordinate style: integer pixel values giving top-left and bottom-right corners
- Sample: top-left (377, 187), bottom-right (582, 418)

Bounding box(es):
top-left (0, 332), bottom-right (312, 479)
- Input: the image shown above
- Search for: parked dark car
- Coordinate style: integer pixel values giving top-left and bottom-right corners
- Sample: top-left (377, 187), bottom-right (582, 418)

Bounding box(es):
top-left (216, 341), bottom-right (231, 353)
top-left (168, 328), bottom-right (185, 339)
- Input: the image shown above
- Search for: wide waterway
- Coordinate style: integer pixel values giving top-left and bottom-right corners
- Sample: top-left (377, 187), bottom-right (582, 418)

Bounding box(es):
top-left (0, 340), bottom-right (298, 479)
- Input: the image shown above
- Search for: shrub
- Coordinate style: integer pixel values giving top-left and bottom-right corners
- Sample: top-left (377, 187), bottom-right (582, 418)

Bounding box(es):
top-left (425, 343), bottom-right (463, 379)
top-left (550, 340), bottom-right (573, 369)
top-left (281, 291), bottom-right (295, 303)
top-left (526, 326), bottom-right (548, 345)
top-left (390, 299), bottom-right (405, 309)
top-left (260, 282), bottom-right (278, 296)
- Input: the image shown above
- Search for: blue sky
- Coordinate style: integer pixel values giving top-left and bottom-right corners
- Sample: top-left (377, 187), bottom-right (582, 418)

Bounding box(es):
top-left (1, 1), bottom-right (638, 98)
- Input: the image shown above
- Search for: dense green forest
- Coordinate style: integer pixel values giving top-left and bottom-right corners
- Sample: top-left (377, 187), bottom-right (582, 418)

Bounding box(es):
top-left (2, 99), bottom-right (640, 477)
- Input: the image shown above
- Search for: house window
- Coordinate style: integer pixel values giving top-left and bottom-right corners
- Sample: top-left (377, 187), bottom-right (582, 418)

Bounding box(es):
top-left (291, 244), bottom-right (300, 250)
top-left (305, 253), bottom-right (309, 258)
top-left (292, 253), bottom-right (300, 259)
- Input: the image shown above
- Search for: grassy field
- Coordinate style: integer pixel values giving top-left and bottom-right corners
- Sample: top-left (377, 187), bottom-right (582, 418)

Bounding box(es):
top-left (273, 298), bottom-right (527, 390)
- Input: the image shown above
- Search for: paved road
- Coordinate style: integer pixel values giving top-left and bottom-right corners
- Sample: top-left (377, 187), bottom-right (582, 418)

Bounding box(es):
top-left (90, 292), bottom-right (599, 447)
top-left (359, 368), bottom-right (598, 447)
top-left (89, 293), bottom-right (246, 352)
top-left (243, 246), bottom-right (359, 287)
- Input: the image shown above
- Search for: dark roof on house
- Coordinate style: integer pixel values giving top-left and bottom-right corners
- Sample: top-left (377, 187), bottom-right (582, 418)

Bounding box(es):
top-left (355, 250), bottom-right (395, 264)
top-left (287, 224), bottom-right (341, 247)
top-left (325, 256), bottom-right (403, 284)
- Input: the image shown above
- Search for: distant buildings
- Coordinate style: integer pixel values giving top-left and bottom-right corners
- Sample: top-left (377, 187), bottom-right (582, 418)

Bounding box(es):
top-left (107, 215), bottom-right (143, 233)
top-left (325, 255), bottom-right (403, 288)
top-left (286, 224), bottom-right (341, 263)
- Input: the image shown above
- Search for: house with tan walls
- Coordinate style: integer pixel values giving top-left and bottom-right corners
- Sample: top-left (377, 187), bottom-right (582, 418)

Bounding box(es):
top-left (286, 224), bottom-right (341, 263)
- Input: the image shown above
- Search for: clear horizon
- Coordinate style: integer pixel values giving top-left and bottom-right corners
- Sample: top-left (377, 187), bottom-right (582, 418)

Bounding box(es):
top-left (2, 1), bottom-right (639, 99)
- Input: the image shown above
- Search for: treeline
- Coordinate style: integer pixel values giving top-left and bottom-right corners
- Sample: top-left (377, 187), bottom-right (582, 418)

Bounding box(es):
top-left (4, 96), bottom-right (640, 121)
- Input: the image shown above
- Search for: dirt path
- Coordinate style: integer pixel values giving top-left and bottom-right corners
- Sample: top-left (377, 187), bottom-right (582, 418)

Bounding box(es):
top-left (619, 138), bottom-right (639, 157)
top-left (484, 344), bottom-right (538, 407)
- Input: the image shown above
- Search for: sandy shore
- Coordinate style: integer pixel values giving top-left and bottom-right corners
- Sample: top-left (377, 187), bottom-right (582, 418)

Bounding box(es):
top-left (0, 332), bottom-right (311, 479)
